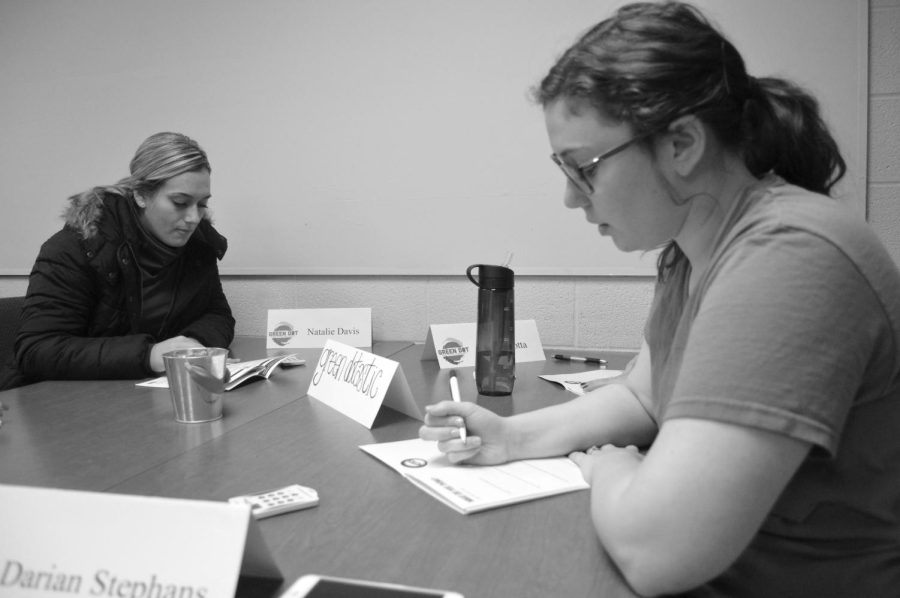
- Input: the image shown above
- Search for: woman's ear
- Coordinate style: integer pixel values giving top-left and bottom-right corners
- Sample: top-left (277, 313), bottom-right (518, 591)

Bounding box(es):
top-left (664, 114), bottom-right (706, 178)
top-left (134, 193), bottom-right (146, 209)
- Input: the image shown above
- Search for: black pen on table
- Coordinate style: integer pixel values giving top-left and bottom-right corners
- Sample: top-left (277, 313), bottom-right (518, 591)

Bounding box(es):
top-left (553, 354), bottom-right (607, 365)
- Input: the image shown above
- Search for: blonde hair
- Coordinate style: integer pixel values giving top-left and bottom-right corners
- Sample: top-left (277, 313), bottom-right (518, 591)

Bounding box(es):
top-left (123, 132), bottom-right (210, 196)
top-left (68, 131), bottom-right (210, 206)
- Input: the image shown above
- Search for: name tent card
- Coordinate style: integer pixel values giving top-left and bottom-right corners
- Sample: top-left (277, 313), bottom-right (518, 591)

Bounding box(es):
top-left (307, 339), bottom-right (422, 428)
top-left (421, 320), bottom-right (546, 369)
top-left (0, 484), bottom-right (281, 598)
top-left (267, 308), bottom-right (372, 349)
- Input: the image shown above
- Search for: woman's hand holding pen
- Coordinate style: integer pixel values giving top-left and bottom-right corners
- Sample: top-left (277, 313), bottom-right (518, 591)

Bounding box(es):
top-left (419, 401), bottom-right (510, 465)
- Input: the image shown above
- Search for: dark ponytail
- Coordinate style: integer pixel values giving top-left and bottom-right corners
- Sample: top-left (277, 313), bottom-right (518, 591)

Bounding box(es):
top-left (741, 77), bottom-right (845, 195)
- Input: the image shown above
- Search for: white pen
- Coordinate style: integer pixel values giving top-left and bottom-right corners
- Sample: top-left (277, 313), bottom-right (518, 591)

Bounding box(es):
top-left (448, 371), bottom-right (467, 442)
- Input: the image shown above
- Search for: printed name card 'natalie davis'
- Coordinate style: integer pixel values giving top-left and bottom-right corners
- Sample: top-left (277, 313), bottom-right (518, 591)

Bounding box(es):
top-left (0, 484), bottom-right (281, 598)
top-left (421, 319), bottom-right (545, 369)
top-left (307, 339), bottom-right (422, 429)
top-left (266, 308), bottom-right (372, 349)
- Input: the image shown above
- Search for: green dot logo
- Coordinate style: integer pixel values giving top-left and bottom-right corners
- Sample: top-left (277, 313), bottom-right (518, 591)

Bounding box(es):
top-left (401, 458), bottom-right (428, 468)
top-left (268, 322), bottom-right (297, 347)
top-left (437, 338), bottom-right (468, 365)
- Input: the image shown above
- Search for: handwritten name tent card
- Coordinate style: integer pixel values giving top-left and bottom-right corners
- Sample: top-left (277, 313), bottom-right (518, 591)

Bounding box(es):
top-left (421, 320), bottom-right (545, 368)
top-left (307, 339), bottom-right (422, 428)
top-left (267, 308), bottom-right (372, 349)
top-left (0, 484), bottom-right (281, 598)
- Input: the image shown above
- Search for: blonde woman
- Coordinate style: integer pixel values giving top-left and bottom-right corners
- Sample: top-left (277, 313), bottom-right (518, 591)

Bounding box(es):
top-left (3, 132), bottom-right (234, 389)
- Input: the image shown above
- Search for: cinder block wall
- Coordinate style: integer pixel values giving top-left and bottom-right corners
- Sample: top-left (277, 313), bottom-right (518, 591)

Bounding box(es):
top-left (869, 0), bottom-right (900, 261)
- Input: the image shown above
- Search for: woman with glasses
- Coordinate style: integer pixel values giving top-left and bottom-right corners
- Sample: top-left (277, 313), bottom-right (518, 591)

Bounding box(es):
top-left (0, 132), bottom-right (234, 390)
top-left (421, 2), bottom-right (900, 596)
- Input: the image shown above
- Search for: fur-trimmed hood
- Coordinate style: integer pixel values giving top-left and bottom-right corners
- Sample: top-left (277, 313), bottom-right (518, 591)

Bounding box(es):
top-left (63, 189), bottom-right (110, 240)
top-left (61, 190), bottom-right (226, 258)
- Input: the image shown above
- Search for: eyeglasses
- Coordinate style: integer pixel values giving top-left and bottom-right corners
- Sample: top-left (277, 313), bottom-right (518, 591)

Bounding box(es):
top-left (550, 130), bottom-right (656, 195)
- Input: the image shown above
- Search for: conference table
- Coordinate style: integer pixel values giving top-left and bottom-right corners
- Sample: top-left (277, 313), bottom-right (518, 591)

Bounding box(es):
top-left (0, 337), bottom-right (640, 598)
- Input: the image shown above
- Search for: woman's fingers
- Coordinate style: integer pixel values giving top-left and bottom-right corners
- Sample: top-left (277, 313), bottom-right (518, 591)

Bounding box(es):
top-left (419, 418), bottom-right (465, 441)
top-left (423, 401), bottom-right (469, 425)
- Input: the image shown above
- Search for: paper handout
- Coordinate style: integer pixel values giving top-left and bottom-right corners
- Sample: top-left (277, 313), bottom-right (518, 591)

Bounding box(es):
top-left (224, 354), bottom-right (302, 390)
top-left (135, 354), bottom-right (300, 390)
top-left (539, 369), bottom-right (623, 396)
top-left (360, 438), bottom-right (588, 514)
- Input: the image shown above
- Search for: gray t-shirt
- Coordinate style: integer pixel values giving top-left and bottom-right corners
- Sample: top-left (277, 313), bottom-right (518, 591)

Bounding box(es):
top-left (645, 176), bottom-right (900, 598)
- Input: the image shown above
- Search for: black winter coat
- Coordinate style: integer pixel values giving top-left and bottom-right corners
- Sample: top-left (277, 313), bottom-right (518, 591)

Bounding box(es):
top-left (2, 192), bottom-right (235, 388)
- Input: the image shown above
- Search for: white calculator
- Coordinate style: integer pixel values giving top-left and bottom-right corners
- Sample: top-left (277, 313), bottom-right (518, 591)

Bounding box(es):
top-left (228, 484), bottom-right (319, 519)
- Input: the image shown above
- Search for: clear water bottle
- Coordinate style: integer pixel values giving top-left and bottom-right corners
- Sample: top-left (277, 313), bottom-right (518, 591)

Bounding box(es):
top-left (466, 264), bottom-right (515, 396)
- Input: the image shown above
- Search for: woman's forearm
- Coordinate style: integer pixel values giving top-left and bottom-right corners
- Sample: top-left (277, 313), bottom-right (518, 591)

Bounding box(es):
top-left (506, 383), bottom-right (657, 461)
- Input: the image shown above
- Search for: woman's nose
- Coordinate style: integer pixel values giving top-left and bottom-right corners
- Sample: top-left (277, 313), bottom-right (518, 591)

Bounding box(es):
top-left (184, 204), bottom-right (201, 223)
top-left (563, 181), bottom-right (589, 209)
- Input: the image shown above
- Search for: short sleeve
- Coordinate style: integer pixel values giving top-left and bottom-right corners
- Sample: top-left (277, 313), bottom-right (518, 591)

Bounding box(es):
top-left (664, 228), bottom-right (888, 455)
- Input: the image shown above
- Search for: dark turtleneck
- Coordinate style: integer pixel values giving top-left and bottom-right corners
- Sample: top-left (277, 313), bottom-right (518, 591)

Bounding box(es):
top-left (130, 201), bottom-right (186, 339)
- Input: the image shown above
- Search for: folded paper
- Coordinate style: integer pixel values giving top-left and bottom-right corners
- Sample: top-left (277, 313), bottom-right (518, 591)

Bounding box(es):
top-left (421, 319), bottom-right (545, 368)
top-left (539, 369), bottom-right (624, 396)
top-left (307, 339), bottom-right (421, 428)
top-left (267, 308), bottom-right (372, 349)
top-left (0, 484), bottom-right (281, 598)
top-left (135, 354), bottom-right (300, 390)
